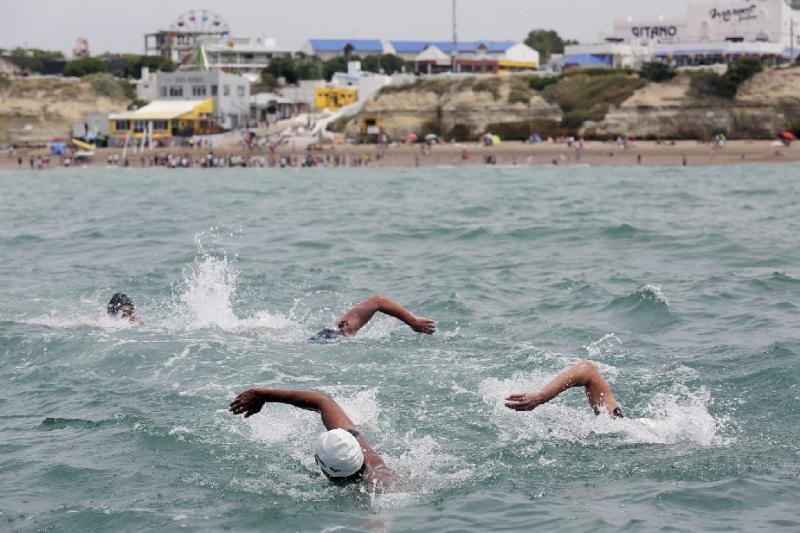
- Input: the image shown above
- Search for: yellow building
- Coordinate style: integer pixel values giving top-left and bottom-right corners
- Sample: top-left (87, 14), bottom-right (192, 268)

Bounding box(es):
top-left (108, 99), bottom-right (214, 139)
top-left (314, 87), bottom-right (358, 111)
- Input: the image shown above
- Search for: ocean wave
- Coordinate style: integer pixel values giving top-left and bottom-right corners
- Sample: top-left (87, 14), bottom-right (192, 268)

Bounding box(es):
top-left (605, 285), bottom-right (673, 329)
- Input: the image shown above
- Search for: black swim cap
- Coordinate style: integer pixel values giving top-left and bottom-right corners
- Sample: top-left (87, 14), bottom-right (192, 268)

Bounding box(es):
top-left (107, 293), bottom-right (134, 316)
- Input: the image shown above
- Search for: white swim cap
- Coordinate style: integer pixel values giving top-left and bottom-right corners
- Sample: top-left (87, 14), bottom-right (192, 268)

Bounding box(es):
top-left (313, 428), bottom-right (364, 478)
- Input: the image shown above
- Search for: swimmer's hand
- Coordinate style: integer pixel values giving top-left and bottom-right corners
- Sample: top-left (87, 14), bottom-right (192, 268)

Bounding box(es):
top-left (229, 388), bottom-right (268, 418)
top-left (410, 316), bottom-right (436, 335)
top-left (504, 392), bottom-right (546, 411)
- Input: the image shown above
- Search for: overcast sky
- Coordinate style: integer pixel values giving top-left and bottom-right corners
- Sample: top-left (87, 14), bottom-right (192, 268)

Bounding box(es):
top-left (1, 0), bottom-right (691, 56)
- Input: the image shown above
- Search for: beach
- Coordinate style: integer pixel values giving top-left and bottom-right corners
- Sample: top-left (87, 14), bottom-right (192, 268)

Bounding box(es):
top-left (2, 139), bottom-right (797, 170)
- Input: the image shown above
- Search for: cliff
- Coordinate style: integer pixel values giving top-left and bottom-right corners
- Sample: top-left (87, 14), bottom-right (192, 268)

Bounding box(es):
top-left (0, 75), bottom-right (132, 146)
top-left (587, 68), bottom-right (800, 139)
top-left (345, 67), bottom-right (800, 141)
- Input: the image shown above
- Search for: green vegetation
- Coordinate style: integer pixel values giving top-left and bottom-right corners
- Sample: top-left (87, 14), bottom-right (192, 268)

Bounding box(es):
top-left (544, 73), bottom-right (646, 130)
top-left (63, 57), bottom-right (107, 77)
top-left (85, 73), bottom-right (135, 101)
top-left (0, 73), bottom-right (9, 91)
top-left (689, 57), bottom-right (763, 100)
top-left (262, 56), bottom-right (300, 84)
top-left (639, 62), bottom-right (677, 83)
top-left (377, 77), bottom-right (450, 97)
top-left (122, 55), bottom-right (176, 79)
top-left (472, 77), bottom-right (502, 100)
top-left (361, 54), bottom-right (407, 75)
top-left (507, 77), bottom-right (533, 105)
top-left (528, 75), bottom-right (559, 91)
top-left (524, 29), bottom-right (577, 64)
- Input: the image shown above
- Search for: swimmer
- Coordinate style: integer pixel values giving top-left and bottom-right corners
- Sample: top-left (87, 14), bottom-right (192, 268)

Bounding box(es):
top-left (504, 359), bottom-right (624, 418)
top-left (229, 387), bottom-right (394, 486)
top-left (311, 294), bottom-right (436, 341)
top-left (106, 293), bottom-right (142, 324)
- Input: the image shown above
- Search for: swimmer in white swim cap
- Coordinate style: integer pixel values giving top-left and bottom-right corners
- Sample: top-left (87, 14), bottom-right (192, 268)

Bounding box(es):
top-left (229, 387), bottom-right (394, 486)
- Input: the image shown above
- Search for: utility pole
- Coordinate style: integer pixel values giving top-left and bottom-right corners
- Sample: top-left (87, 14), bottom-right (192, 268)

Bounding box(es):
top-left (452, 0), bottom-right (459, 74)
top-left (791, 18), bottom-right (795, 66)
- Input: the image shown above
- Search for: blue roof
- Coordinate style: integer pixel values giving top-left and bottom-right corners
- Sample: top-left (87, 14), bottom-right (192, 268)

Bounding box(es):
top-left (308, 39), bottom-right (384, 53)
top-left (391, 40), bottom-right (517, 54)
top-left (561, 54), bottom-right (613, 66)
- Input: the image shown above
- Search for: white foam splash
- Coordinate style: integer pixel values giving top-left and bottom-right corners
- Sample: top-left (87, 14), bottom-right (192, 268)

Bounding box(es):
top-left (640, 284), bottom-right (669, 306)
top-left (176, 255), bottom-right (239, 330)
top-left (24, 313), bottom-right (137, 330)
top-left (479, 373), bottom-right (727, 447)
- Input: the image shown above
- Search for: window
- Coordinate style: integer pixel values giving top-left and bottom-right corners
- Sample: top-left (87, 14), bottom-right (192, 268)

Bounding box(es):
top-left (237, 86), bottom-right (245, 97)
top-left (211, 84), bottom-right (218, 96)
top-left (134, 120), bottom-right (147, 132)
top-left (169, 86), bottom-right (183, 97)
top-left (152, 120), bottom-right (169, 131)
top-left (114, 120), bottom-right (130, 131)
top-left (159, 86), bottom-right (167, 97)
top-left (223, 85), bottom-right (230, 96)
top-left (192, 85), bottom-right (207, 97)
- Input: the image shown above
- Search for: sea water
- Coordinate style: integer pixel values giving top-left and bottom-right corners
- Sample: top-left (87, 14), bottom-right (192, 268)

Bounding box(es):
top-left (0, 165), bottom-right (798, 531)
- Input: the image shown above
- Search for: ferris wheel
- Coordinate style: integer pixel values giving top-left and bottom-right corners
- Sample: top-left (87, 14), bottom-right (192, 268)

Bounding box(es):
top-left (171, 10), bottom-right (230, 34)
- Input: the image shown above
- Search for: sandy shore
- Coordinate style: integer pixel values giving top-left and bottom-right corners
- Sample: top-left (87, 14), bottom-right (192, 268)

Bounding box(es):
top-left (1, 140), bottom-right (797, 170)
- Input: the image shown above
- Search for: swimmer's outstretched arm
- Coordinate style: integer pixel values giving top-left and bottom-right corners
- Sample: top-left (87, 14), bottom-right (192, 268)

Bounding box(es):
top-left (504, 360), bottom-right (623, 417)
top-left (336, 294), bottom-right (436, 336)
top-left (229, 388), bottom-right (392, 477)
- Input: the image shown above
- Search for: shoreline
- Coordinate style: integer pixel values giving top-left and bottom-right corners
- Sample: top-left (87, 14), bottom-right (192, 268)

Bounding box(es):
top-left (1, 140), bottom-right (796, 170)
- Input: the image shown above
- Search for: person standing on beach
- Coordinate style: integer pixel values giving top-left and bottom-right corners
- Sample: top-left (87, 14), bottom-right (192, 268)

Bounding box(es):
top-left (310, 294), bottom-right (435, 342)
top-left (504, 359), bottom-right (624, 418)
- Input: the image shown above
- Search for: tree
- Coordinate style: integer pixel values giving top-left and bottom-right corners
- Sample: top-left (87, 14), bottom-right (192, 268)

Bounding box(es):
top-left (362, 54), bottom-right (406, 74)
top-left (123, 55), bottom-right (176, 79)
top-left (324, 55), bottom-right (360, 81)
top-left (63, 57), bottom-right (107, 77)
top-left (295, 55), bottom-right (324, 80)
top-left (262, 56), bottom-right (298, 85)
top-left (524, 29), bottom-right (577, 64)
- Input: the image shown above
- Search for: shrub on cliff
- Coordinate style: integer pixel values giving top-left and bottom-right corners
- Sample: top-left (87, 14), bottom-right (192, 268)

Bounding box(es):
top-left (640, 62), bottom-right (676, 83)
top-left (528, 76), bottom-right (559, 91)
top-left (63, 57), bottom-right (107, 77)
top-left (689, 58), bottom-right (762, 100)
top-left (544, 74), bottom-right (646, 129)
top-left (85, 73), bottom-right (135, 101)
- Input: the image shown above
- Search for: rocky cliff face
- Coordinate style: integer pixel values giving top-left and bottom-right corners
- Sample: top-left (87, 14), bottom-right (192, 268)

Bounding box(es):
top-left (347, 77), bottom-right (562, 140)
top-left (587, 69), bottom-right (800, 139)
top-left (0, 77), bottom-right (130, 146)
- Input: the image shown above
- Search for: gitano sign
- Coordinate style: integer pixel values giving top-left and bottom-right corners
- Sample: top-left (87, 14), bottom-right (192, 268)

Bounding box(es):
top-left (631, 26), bottom-right (679, 39)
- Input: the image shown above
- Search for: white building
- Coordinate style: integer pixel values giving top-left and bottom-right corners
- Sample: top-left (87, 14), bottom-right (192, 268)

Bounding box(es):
top-left (565, 0), bottom-right (800, 68)
top-left (197, 36), bottom-right (291, 80)
top-left (136, 69), bottom-right (251, 129)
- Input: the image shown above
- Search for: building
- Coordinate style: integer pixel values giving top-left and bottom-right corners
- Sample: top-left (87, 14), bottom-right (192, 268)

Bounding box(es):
top-left (564, 0), bottom-right (800, 68)
top-left (136, 69), bottom-right (250, 129)
top-left (301, 39), bottom-right (389, 60)
top-left (250, 93), bottom-right (303, 125)
top-left (108, 99), bottom-right (215, 140)
top-left (197, 36), bottom-right (291, 80)
top-left (405, 41), bottom-right (539, 74)
top-left (144, 10), bottom-right (230, 66)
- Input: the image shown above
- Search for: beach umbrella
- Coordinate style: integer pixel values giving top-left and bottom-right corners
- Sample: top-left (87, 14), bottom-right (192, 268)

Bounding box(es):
top-left (424, 133), bottom-right (438, 142)
top-left (406, 132), bottom-right (418, 143)
top-left (492, 134), bottom-right (501, 145)
top-left (780, 131), bottom-right (796, 141)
